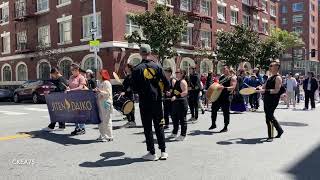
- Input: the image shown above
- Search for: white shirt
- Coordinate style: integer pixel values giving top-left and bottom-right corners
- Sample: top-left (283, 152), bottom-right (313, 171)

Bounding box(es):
top-left (286, 78), bottom-right (297, 92)
top-left (307, 78), bottom-right (312, 91)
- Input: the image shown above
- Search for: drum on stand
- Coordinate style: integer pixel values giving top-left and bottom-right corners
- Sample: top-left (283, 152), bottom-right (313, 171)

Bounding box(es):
top-left (113, 94), bottom-right (134, 115)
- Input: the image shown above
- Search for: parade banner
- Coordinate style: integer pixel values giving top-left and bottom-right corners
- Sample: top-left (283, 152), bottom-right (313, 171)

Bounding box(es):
top-left (45, 91), bottom-right (101, 124)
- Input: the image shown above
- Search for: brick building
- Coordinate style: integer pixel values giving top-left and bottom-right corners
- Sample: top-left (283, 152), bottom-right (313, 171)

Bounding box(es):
top-left (279, 0), bottom-right (320, 75)
top-left (0, 0), bottom-right (278, 86)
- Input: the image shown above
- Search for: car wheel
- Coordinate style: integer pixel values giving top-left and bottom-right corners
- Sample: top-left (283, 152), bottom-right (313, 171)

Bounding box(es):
top-left (13, 94), bottom-right (20, 103)
top-left (32, 93), bottom-right (39, 104)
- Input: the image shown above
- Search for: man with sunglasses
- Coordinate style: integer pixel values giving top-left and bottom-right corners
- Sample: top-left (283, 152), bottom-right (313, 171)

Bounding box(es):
top-left (188, 66), bottom-right (201, 123)
top-left (257, 60), bottom-right (284, 142)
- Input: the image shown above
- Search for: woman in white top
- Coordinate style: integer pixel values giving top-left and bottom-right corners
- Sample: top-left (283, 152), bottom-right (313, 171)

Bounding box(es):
top-left (94, 69), bottom-right (113, 142)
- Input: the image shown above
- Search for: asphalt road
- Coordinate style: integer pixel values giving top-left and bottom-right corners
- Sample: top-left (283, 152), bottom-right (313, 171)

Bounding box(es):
top-left (0, 101), bottom-right (320, 180)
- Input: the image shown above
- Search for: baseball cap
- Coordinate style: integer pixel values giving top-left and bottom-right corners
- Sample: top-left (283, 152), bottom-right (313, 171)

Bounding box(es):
top-left (140, 44), bottom-right (151, 54)
top-left (86, 69), bottom-right (94, 74)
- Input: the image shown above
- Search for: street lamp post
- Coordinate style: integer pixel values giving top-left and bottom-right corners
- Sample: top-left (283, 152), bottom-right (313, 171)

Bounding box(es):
top-left (92, 0), bottom-right (98, 82)
top-left (302, 47), bottom-right (307, 76)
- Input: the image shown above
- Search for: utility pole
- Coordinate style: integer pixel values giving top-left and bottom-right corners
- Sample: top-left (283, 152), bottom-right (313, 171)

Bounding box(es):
top-left (92, 0), bottom-right (98, 83)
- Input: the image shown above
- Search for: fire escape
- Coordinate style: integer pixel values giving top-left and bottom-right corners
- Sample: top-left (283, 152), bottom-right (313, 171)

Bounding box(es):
top-left (244, 0), bottom-right (265, 33)
top-left (186, 0), bottom-right (212, 50)
top-left (14, 0), bottom-right (37, 54)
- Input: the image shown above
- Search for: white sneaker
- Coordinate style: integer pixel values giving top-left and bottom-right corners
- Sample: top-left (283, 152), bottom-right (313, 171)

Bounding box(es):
top-left (175, 135), bottom-right (186, 141)
top-left (159, 152), bottom-right (168, 160)
top-left (56, 128), bottom-right (65, 131)
top-left (42, 127), bottom-right (54, 132)
top-left (142, 153), bottom-right (158, 161)
top-left (168, 133), bottom-right (178, 139)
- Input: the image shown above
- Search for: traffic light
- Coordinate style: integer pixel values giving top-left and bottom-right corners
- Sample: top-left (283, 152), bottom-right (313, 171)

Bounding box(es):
top-left (311, 49), bottom-right (316, 57)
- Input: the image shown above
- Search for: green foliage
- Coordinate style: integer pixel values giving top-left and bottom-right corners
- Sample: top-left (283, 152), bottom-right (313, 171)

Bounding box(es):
top-left (216, 25), bottom-right (260, 67)
top-left (125, 4), bottom-right (187, 63)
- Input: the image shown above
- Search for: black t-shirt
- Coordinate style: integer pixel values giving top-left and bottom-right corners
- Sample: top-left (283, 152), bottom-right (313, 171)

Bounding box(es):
top-left (52, 76), bottom-right (68, 92)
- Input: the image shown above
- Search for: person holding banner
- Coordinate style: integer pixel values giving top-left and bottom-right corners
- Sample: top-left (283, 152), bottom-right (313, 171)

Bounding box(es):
top-left (94, 69), bottom-right (113, 142)
top-left (43, 67), bottom-right (68, 132)
top-left (68, 63), bottom-right (87, 135)
top-left (131, 44), bottom-right (170, 161)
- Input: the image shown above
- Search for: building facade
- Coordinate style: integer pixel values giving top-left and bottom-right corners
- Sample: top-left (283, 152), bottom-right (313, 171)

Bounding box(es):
top-left (279, 0), bottom-right (320, 75)
top-left (0, 0), bottom-right (278, 86)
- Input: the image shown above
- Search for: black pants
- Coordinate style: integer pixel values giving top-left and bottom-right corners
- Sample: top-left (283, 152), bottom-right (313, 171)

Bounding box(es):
top-left (48, 122), bottom-right (65, 129)
top-left (172, 100), bottom-right (188, 136)
top-left (188, 93), bottom-right (199, 119)
top-left (126, 105), bottom-right (135, 122)
top-left (139, 101), bottom-right (166, 154)
top-left (264, 95), bottom-right (283, 138)
top-left (305, 90), bottom-right (315, 109)
top-left (163, 100), bottom-right (172, 126)
top-left (295, 90), bottom-right (300, 103)
top-left (249, 93), bottom-right (259, 109)
top-left (211, 96), bottom-right (230, 127)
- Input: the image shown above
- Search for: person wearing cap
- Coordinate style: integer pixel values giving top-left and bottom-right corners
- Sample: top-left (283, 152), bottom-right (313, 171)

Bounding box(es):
top-left (163, 67), bottom-right (176, 129)
top-left (86, 69), bottom-right (97, 90)
top-left (121, 63), bottom-right (136, 128)
top-left (94, 69), bottom-right (113, 142)
top-left (187, 65), bottom-right (201, 123)
top-left (248, 73), bottom-right (262, 111)
top-left (68, 63), bottom-right (87, 135)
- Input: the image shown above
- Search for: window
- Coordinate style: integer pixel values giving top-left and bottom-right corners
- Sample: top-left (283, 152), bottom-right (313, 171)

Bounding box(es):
top-left (58, 20), bottom-right (72, 44)
top-left (311, 15), bottom-right (315, 22)
top-left (231, 11), bottom-right (238, 25)
top-left (2, 65), bottom-right (12, 81)
top-left (125, 15), bottom-right (143, 37)
top-left (157, 0), bottom-right (171, 5)
top-left (180, 58), bottom-right (195, 72)
top-left (292, 14), bottom-right (303, 23)
top-left (282, 17), bottom-right (287, 25)
top-left (217, 6), bottom-right (226, 22)
top-left (262, 22), bottom-right (268, 34)
top-left (281, 5), bottom-right (287, 13)
top-left (242, 0), bottom-right (250, 6)
top-left (253, 18), bottom-right (259, 31)
top-left (311, 27), bottom-right (315, 34)
top-left (58, 0), bottom-right (71, 5)
top-left (82, 12), bottom-right (102, 39)
top-left (38, 61), bottom-right (50, 79)
top-left (38, 25), bottom-right (50, 47)
top-left (16, 63), bottom-right (27, 81)
top-left (312, 38), bottom-right (315, 45)
top-left (261, 0), bottom-right (267, 12)
top-left (311, 3), bottom-right (315, 11)
top-left (270, 3), bottom-right (276, 17)
top-left (83, 57), bottom-right (102, 72)
top-left (292, 3), bottom-right (303, 12)
top-left (292, 26), bottom-right (303, 34)
top-left (1, 2), bottom-right (9, 24)
top-left (200, 60), bottom-right (213, 75)
top-left (59, 59), bottom-right (72, 79)
top-left (200, 31), bottom-right (211, 48)
top-left (243, 14), bottom-right (250, 27)
top-left (37, 0), bottom-right (49, 12)
top-left (201, 0), bottom-right (211, 16)
top-left (15, 0), bottom-right (26, 18)
top-left (270, 23), bottom-right (276, 33)
top-left (181, 27), bottom-right (192, 45)
top-left (180, 0), bottom-right (191, 11)
top-left (16, 31), bottom-right (27, 51)
top-left (1, 32), bottom-right (10, 53)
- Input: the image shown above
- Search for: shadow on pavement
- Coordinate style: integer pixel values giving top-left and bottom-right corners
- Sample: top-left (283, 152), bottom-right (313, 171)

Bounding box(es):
top-left (188, 130), bottom-right (218, 136)
top-left (18, 130), bottom-right (96, 146)
top-left (79, 151), bottom-right (147, 167)
top-left (287, 144), bottom-right (320, 180)
top-left (278, 122), bottom-right (308, 127)
top-left (216, 138), bottom-right (267, 145)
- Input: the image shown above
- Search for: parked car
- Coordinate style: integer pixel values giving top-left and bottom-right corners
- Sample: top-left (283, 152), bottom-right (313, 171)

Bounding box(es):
top-left (0, 89), bottom-right (13, 102)
top-left (13, 80), bottom-right (56, 104)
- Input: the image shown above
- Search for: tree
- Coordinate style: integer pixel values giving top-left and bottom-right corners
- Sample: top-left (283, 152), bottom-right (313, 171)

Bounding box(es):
top-left (36, 42), bottom-right (63, 63)
top-left (216, 25), bottom-right (260, 67)
top-left (125, 4), bottom-right (187, 64)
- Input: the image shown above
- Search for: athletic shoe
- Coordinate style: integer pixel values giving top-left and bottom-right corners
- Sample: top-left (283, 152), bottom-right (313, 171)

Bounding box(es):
top-left (142, 153), bottom-right (158, 161)
top-left (188, 117), bottom-right (195, 121)
top-left (71, 129), bottom-right (85, 136)
top-left (275, 130), bottom-right (284, 138)
top-left (123, 121), bottom-right (136, 128)
top-left (311, 108), bottom-right (315, 110)
top-left (168, 133), bottom-right (177, 139)
top-left (175, 135), bottom-right (186, 141)
top-left (42, 127), bottom-right (54, 132)
top-left (192, 119), bottom-right (198, 124)
top-left (56, 128), bottom-right (65, 131)
top-left (96, 136), bottom-right (107, 142)
top-left (266, 138), bottom-right (273, 142)
top-left (159, 152), bottom-right (168, 160)
top-left (219, 127), bottom-right (228, 133)
top-left (201, 109), bottom-right (205, 114)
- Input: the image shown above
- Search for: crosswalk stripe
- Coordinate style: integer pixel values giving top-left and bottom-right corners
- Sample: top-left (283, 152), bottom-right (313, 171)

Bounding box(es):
top-left (0, 111), bottom-right (28, 115)
top-left (23, 107), bottom-right (48, 112)
top-left (0, 133), bottom-right (31, 141)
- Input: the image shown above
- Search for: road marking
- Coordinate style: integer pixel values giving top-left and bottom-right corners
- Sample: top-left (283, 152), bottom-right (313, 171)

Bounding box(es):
top-left (0, 111), bottom-right (28, 115)
top-left (0, 133), bottom-right (31, 141)
top-left (24, 107), bottom-right (48, 112)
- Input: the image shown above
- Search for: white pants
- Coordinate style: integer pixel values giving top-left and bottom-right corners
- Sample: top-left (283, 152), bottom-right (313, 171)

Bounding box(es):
top-left (97, 103), bottom-right (113, 139)
top-left (287, 91), bottom-right (296, 107)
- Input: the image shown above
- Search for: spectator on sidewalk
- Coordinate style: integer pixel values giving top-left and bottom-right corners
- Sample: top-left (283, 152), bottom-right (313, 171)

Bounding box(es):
top-left (248, 74), bottom-right (262, 111)
top-left (303, 72), bottom-right (319, 110)
top-left (286, 73), bottom-right (297, 109)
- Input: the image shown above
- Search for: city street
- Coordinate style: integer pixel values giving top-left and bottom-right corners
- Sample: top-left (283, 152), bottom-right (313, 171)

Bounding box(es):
top-left (0, 101), bottom-right (320, 180)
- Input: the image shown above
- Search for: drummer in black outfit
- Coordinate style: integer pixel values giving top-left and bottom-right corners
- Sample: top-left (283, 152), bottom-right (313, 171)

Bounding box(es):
top-left (121, 63), bottom-right (136, 128)
top-left (131, 44), bottom-right (170, 161)
top-left (188, 66), bottom-right (201, 123)
top-left (209, 65), bottom-right (237, 133)
top-left (163, 67), bottom-right (176, 129)
top-left (168, 69), bottom-right (188, 141)
top-left (257, 60), bottom-right (284, 142)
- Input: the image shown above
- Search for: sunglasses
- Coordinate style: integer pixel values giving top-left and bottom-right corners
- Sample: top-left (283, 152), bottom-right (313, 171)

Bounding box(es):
top-left (175, 71), bottom-right (181, 74)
